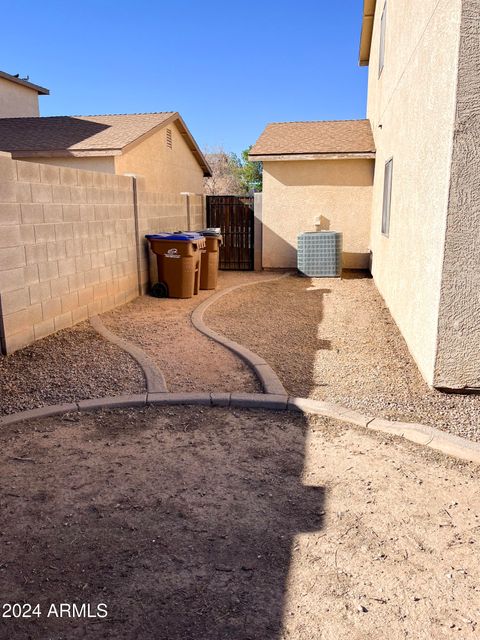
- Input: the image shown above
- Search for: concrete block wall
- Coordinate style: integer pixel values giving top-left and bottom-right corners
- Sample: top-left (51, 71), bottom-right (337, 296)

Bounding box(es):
top-left (0, 154), bottom-right (204, 354)
top-left (135, 180), bottom-right (205, 291)
top-left (189, 194), bottom-right (206, 230)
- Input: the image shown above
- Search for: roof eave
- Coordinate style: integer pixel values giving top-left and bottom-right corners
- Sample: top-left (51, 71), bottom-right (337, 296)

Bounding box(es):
top-left (359, 0), bottom-right (377, 66)
top-left (10, 149), bottom-right (122, 158)
top-left (0, 70), bottom-right (50, 95)
top-left (174, 115), bottom-right (212, 177)
top-left (248, 151), bottom-right (376, 162)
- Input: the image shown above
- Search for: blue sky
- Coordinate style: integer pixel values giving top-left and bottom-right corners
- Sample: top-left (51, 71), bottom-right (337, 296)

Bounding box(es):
top-left (2, 0), bottom-right (368, 155)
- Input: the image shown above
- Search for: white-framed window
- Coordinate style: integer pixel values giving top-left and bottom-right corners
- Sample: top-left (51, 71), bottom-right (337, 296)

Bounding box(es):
top-left (379, 1), bottom-right (387, 77)
top-left (382, 158), bottom-right (393, 236)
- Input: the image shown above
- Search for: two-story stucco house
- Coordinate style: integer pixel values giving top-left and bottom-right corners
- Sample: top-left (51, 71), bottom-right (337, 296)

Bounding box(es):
top-left (362, 0), bottom-right (479, 393)
top-left (0, 70), bottom-right (211, 193)
top-left (0, 70), bottom-right (49, 118)
top-left (251, 0), bottom-right (479, 392)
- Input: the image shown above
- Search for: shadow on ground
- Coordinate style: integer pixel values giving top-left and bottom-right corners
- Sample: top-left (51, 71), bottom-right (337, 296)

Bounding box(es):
top-left (0, 405), bottom-right (324, 640)
top-left (205, 272), bottom-right (333, 398)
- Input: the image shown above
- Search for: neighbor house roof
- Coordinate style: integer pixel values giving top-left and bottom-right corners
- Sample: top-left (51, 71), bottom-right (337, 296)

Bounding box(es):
top-left (0, 70), bottom-right (49, 95)
top-left (359, 0), bottom-right (377, 66)
top-left (0, 112), bottom-right (211, 176)
top-left (249, 119), bottom-right (375, 161)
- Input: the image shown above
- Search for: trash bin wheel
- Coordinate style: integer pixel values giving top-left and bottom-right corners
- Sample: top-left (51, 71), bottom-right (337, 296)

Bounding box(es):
top-left (151, 282), bottom-right (169, 298)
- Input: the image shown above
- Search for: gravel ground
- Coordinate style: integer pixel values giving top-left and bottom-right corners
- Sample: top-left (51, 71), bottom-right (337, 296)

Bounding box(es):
top-left (100, 272), bottom-right (275, 394)
top-left (0, 322), bottom-right (145, 415)
top-left (0, 406), bottom-right (478, 639)
top-left (206, 272), bottom-right (480, 441)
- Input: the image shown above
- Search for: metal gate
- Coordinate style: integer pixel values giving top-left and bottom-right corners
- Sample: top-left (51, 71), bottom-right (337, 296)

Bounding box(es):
top-left (206, 195), bottom-right (254, 270)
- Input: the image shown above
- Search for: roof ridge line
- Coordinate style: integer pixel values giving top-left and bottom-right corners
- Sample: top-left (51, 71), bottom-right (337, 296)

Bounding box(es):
top-left (0, 112), bottom-right (177, 121)
top-left (71, 111), bottom-right (177, 118)
top-left (266, 118), bottom-right (370, 125)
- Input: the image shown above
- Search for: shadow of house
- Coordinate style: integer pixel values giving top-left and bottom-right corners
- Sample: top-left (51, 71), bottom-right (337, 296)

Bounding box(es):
top-left (205, 275), bottom-right (334, 398)
top-left (0, 116), bottom-right (111, 154)
top-left (0, 406), bottom-right (325, 640)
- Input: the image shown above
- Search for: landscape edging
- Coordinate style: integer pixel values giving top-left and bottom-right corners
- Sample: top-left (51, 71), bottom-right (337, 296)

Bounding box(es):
top-left (191, 273), bottom-right (291, 395)
top-left (1, 392), bottom-right (480, 465)
top-left (90, 315), bottom-right (168, 393)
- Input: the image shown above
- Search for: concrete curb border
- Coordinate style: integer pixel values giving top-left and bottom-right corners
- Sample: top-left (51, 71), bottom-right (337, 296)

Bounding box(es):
top-left (90, 315), bottom-right (168, 393)
top-left (287, 396), bottom-right (480, 464)
top-left (1, 392), bottom-right (480, 465)
top-left (191, 273), bottom-right (291, 395)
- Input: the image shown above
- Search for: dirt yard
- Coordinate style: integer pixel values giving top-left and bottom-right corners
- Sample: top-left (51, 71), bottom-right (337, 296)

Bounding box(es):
top-left (0, 322), bottom-right (145, 416)
top-left (100, 272), bottom-right (276, 394)
top-left (0, 406), bottom-right (478, 640)
top-left (207, 273), bottom-right (480, 441)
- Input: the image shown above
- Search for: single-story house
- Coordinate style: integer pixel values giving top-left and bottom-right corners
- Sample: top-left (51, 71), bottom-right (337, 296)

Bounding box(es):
top-left (0, 112), bottom-right (211, 194)
top-left (249, 119), bottom-right (375, 269)
top-left (0, 69), bottom-right (211, 194)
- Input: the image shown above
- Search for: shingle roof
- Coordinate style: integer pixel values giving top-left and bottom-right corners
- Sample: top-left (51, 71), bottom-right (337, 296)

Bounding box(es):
top-left (0, 111), bottom-right (212, 176)
top-left (249, 119), bottom-right (375, 157)
top-left (0, 112), bottom-right (175, 152)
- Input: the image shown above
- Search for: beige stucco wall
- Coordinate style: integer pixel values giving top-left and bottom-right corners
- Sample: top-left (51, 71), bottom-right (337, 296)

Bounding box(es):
top-left (0, 77), bottom-right (40, 117)
top-left (367, 0), bottom-right (462, 385)
top-left (19, 155), bottom-right (116, 174)
top-left (434, 0), bottom-right (480, 389)
top-left (262, 159), bottom-right (374, 269)
top-left (115, 121), bottom-right (204, 194)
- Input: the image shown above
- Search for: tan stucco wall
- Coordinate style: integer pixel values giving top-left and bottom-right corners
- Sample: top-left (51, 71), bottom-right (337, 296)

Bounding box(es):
top-left (367, 0), bottom-right (462, 385)
top-left (262, 159), bottom-right (374, 269)
top-left (0, 77), bottom-right (40, 117)
top-left (115, 121), bottom-right (204, 194)
top-left (19, 156), bottom-right (116, 174)
top-left (434, 0), bottom-right (480, 389)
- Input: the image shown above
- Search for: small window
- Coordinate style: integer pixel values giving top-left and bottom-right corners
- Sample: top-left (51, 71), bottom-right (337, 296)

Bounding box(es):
top-left (379, 1), bottom-right (387, 77)
top-left (382, 158), bottom-right (393, 236)
top-left (166, 128), bottom-right (172, 149)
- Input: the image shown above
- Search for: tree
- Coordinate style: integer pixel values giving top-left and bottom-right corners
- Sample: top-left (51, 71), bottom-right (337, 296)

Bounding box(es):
top-left (203, 145), bottom-right (263, 195)
top-left (236, 146), bottom-right (262, 193)
top-left (203, 146), bottom-right (244, 195)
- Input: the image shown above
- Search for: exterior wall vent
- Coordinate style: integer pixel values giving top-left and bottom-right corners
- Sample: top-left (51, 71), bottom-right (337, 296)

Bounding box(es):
top-left (166, 128), bottom-right (172, 149)
top-left (297, 231), bottom-right (343, 277)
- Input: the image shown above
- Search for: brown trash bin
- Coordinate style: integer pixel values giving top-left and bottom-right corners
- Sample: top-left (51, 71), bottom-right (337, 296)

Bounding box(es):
top-left (145, 233), bottom-right (205, 299)
top-left (200, 233), bottom-right (222, 290)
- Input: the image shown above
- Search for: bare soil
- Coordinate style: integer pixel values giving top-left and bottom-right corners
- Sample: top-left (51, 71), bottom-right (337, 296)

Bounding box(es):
top-left (0, 322), bottom-right (144, 416)
top-left (100, 272), bottom-right (276, 394)
top-left (0, 406), bottom-right (478, 639)
top-left (207, 273), bottom-right (480, 441)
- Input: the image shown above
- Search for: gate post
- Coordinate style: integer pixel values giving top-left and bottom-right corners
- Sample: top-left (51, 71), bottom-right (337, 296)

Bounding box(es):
top-left (124, 173), bottom-right (144, 296)
top-left (181, 192), bottom-right (191, 230)
top-left (254, 193), bottom-right (263, 271)
top-left (202, 194), bottom-right (207, 228)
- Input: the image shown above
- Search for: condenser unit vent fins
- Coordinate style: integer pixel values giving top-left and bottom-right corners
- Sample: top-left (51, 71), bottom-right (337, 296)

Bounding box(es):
top-left (297, 231), bottom-right (343, 277)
